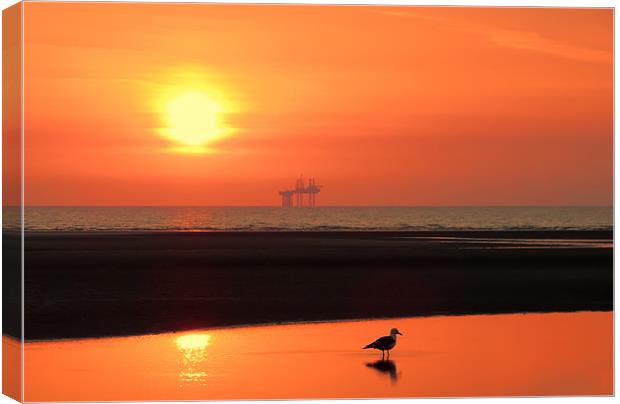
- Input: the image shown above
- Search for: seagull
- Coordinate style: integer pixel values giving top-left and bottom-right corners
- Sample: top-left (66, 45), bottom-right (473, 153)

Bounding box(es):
top-left (363, 328), bottom-right (403, 358)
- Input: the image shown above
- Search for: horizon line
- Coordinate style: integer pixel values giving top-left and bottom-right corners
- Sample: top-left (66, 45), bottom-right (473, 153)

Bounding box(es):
top-left (9, 204), bottom-right (614, 208)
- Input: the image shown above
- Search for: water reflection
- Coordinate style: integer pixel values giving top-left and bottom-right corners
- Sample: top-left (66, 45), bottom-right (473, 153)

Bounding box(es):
top-left (23, 313), bottom-right (612, 401)
top-left (366, 359), bottom-right (399, 383)
top-left (175, 333), bottom-right (211, 386)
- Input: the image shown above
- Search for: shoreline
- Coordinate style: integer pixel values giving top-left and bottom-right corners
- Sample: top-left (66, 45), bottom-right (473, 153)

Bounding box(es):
top-left (13, 229), bottom-right (615, 237)
top-left (13, 309), bottom-right (612, 343)
top-left (12, 230), bottom-right (613, 340)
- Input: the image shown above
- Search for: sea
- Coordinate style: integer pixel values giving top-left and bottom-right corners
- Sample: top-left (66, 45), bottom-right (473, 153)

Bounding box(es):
top-left (7, 206), bottom-right (613, 232)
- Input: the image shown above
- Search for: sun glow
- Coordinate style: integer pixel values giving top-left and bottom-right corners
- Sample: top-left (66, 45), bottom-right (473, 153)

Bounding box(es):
top-left (155, 71), bottom-right (240, 154)
top-left (160, 91), bottom-right (231, 153)
top-left (167, 92), bottom-right (222, 144)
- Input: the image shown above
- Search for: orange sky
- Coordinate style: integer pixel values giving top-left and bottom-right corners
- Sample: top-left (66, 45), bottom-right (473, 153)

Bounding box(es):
top-left (23, 3), bottom-right (613, 206)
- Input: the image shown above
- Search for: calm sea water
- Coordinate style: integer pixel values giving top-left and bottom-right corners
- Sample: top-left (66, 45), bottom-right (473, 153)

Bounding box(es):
top-left (11, 206), bottom-right (613, 232)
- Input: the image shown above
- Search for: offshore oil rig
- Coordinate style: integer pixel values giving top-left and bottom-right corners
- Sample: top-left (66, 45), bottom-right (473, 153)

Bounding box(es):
top-left (279, 176), bottom-right (321, 207)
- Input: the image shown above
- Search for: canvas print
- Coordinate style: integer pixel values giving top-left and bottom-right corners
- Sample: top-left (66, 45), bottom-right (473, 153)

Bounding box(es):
top-left (2, 2), bottom-right (613, 402)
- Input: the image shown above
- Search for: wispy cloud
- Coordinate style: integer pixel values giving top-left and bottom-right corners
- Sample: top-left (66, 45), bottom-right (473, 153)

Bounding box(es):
top-left (378, 10), bottom-right (611, 64)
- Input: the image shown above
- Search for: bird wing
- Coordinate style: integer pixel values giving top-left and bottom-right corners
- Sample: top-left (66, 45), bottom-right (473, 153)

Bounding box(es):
top-left (366, 335), bottom-right (394, 349)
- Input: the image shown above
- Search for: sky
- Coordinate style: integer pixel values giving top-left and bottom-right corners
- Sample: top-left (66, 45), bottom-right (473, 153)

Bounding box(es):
top-left (23, 3), bottom-right (613, 206)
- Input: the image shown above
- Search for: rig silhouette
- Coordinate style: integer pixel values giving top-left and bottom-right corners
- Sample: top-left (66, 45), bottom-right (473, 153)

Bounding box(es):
top-left (279, 176), bottom-right (321, 207)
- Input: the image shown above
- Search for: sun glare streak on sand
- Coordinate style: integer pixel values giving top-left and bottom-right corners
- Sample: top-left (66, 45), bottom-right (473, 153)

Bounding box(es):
top-left (22, 312), bottom-right (612, 401)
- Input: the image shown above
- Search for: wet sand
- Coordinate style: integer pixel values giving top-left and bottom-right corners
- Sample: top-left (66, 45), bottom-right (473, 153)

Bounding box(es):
top-left (23, 312), bottom-right (613, 401)
top-left (18, 230), bottom-right (612, 340)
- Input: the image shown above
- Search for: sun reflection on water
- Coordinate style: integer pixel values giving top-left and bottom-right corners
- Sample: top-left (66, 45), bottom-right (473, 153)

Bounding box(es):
top-left (175, 333), bottom-right (211, 386)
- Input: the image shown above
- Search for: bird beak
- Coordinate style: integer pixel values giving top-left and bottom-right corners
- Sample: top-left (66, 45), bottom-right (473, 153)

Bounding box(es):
top-left (398, 332), bottom-right (403, 335)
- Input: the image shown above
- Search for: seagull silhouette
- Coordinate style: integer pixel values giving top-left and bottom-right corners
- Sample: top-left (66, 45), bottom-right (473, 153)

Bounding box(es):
top-left (363, 328), bottom-right (403, 359)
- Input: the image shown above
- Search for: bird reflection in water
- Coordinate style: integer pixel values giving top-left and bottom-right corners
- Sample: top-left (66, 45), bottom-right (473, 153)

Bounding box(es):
top-left (175, 333), bottom-right (211, 386)
top-left (366, 359), bottom-right (400, 383)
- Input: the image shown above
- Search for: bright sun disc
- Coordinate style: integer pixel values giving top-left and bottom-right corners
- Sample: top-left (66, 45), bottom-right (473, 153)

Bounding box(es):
top-left (164, 91), bottom-right (226, 149)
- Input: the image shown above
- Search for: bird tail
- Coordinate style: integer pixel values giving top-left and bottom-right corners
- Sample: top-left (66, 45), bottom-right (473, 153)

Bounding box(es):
top-left (363, 343), bottom-right (374, 349)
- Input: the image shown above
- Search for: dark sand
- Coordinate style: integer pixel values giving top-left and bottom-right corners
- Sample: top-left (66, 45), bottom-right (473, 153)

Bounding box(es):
top-left (14, 230), bottom-right (612, 340)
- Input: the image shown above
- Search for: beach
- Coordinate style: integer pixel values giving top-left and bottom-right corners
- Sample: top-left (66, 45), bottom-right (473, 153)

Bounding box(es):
top-left (22, 312), bottom-right (613, 401)
top-left (9, 2), bottom-right (614, 401)
top-left (19, 230), bottom-right (612, 340)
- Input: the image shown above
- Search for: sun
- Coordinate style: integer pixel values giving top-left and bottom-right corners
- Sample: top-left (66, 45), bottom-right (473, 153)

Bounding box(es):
top-left (153, 69), bottom-right (241, 154)
top-left (159, 89), bottom-right (234, 153)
